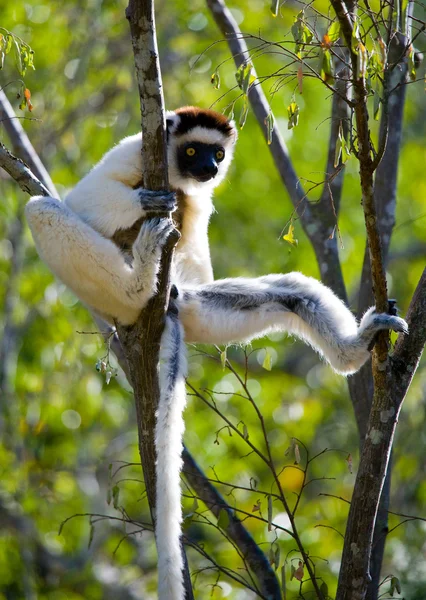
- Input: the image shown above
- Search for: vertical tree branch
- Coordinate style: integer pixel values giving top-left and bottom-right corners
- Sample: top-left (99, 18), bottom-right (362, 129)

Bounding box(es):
top-left (116, 2), bottom-right (192, 597)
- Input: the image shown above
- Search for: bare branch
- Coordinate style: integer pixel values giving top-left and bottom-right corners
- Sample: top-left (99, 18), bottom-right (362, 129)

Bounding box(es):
top-left (0, 143), bottom-right (50, 197)
top-left (0, 89), bottom-right (57, 196)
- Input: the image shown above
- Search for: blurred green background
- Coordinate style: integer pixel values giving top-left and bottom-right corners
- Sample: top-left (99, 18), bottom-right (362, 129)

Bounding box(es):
top-left (0, 0), bottom-right (425, 598)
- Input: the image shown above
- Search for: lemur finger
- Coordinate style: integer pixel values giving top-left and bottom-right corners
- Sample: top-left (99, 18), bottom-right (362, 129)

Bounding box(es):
top-left (137, 189), bottom-right (177, 213)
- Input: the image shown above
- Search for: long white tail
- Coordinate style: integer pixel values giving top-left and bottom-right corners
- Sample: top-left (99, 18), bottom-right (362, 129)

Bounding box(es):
top-left (155, 312), bottom-right (188, 600)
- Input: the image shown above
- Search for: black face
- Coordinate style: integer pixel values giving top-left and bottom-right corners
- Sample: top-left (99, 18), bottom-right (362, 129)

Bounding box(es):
top-left (177, 142), bottom-right (225, 183)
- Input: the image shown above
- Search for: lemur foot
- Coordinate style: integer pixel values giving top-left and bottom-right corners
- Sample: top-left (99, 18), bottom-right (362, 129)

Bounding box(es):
top-left (137, 189), bottom-right (177, 213)
top-left (134, 217), bottom-right (177, 255)
top-left (362, 304), bottom-right (408, 351)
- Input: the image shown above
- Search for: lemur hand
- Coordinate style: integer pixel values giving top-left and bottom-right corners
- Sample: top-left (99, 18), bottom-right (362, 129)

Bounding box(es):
top-left (137, 189), bottom-right (177, 214)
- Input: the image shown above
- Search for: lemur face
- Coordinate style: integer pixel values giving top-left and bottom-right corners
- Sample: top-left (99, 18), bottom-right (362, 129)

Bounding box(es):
top-left (166, 106), bottom-right (237, 195)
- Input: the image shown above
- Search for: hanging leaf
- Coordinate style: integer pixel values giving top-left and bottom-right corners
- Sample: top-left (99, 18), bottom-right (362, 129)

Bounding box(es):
top-left (252, 499), bottom-right (261, 513)
top-left (319, 48), bottom-right (334, 83)
top-left (262, 349), bottom-right (272, 371)
top-left (351, 17), bottom-right (361, 54)
top-left (239, 99), bottom-right (249, 129)
top-left (327, 21), bottom-right (341, 43)
top-left (265, 111), bottom-right (274, 145)
top-left (294, 560), bottom-right (304, 581)
top-left (274, 545), bottom-right (281, 570)
top-left (112, 484), bottom-right (120, 509)
top-left (283, 223), bottom-right (298, 247)
top-left (287, 101), bottom-right (299, 129)
top-left (320, 581), bottom-right (329, 597)
top-left (407, 45), bottom-right (416, 81)
top-left (211, 70), bottom-right (220, 89)
top-left (235, 62), bottom-right (255, 94)
top-left (220, 347), bottom-right (227, 369)
top-left (390, 576), bottom-right (402, 596)
top-left (242, 423), bottom-right (249, 440)
top-left (291, 11), bottom-right (313, 57)
top-left (346, 453), bottom-right (353, 474)
top-left (356, 43), bottom-right (368, 79)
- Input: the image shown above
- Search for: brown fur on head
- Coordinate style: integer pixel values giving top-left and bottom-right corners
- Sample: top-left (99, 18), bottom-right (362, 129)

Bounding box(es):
top-left (171, 106), bottom-right (235, 138)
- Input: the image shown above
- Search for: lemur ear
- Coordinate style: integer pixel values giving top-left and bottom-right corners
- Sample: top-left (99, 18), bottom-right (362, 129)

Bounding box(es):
top-left (166, 111), bottom-right (179, 141)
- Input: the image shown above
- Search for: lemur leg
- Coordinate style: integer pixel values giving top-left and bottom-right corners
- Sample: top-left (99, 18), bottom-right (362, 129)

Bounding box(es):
top-left (178, 273), bottom-right (408, 375)
top-left (26, 197), bottom-right (175, 325)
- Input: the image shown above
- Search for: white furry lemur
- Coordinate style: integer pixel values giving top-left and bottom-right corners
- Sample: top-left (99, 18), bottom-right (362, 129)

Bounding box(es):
top-left (26, 106), bottom-right (408, 600)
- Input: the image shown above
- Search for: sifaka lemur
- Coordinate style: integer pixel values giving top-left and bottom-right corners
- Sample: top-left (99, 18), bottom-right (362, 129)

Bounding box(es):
top-left (26, 105), bottom-right (408, 600)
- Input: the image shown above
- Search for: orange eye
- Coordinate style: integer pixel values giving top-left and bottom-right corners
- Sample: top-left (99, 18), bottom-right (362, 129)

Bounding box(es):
top-left (216, 149), bottom-right (224, 161)
top-left (186, 147), bottom-right (196, 156)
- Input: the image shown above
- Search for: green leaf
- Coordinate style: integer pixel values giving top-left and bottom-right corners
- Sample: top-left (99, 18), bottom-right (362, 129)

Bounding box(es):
top-left (319, 48), bottom-right (334, 82)
top-left (287, 101), bottom-right (299, 129)
top-left (334, 134), bottom-right (342, 168)
top-left (291, 11), bottom-right (313, 57)
top-left (351, 17), bottom-right (361, 54)
top-left (274, 545), bottom-right (280, 570)
top-left (211, 70), bottom-right (220, 89)
top-left (407, 45), bottom-right (416, 81)
top-left (242, 423), bottom-right (249, 440)
top-left (327, 21), bottom-right (341, 43)
top-left (13, 38), bottom-right (23, 76)
top-left (217, 508), bottom-right (230, 529)
top-left (262, 349), bottom-right (272, 371)
top-left (239, 99), bottom-right (249, 129)
top-left (220, 347), bottom-right (227, 369)
top-left (235, 62), bottom-right (254, 94)
top-left (112, 484), bottom-right (120, 509)
top-left (320, 581), bottom-right (329, 598)
top-left (265, 111), bottom-right (274, 145)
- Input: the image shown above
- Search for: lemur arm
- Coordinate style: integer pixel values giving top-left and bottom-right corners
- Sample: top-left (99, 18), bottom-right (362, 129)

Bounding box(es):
top-left (64, 134), bottom-right (176, 238)
top-left (25, 197), bottom-right (174, 325)
top-left (178, 273), bottom-right (408, 375)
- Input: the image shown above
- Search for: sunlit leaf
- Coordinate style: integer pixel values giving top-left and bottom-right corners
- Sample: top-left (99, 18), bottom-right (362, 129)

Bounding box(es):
top-left (283, 223), bottom-right (298, 246)
top-left (287, 101), bottom-right (299, 129)
top-left (239, 99), bottom-right (249, 129)
top-left (211, 70), bottom-right (220, 89)
top-left (262, 349), bottom-right (272, 371)
top-left (327, 20), bottom-right (341, 43)
top-left (220, 347), bottom-right (227, 369)
top-left (265, 111), bottom-right (274, 145)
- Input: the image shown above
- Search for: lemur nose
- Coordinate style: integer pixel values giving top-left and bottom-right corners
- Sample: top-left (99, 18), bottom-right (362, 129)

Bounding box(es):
top-left (203, 163), bottom-right (218, 177)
